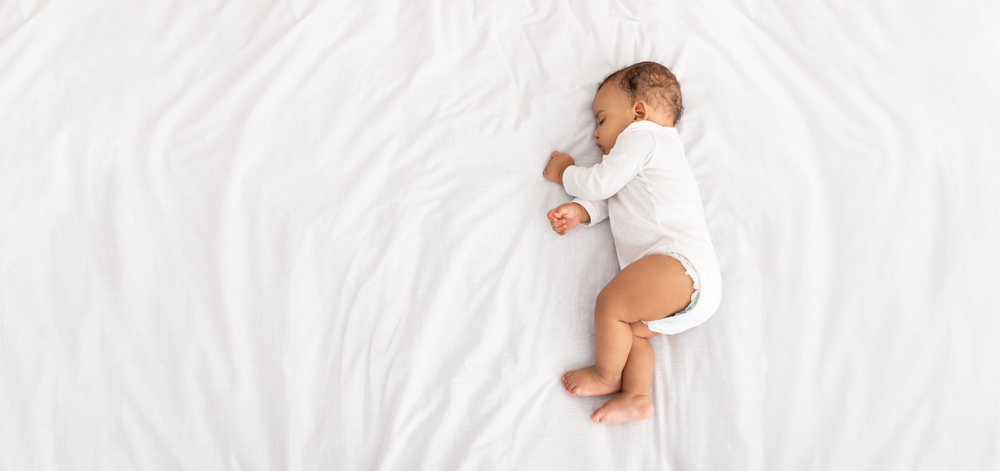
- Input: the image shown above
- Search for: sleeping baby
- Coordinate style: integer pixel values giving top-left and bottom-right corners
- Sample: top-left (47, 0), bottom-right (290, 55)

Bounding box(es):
top-left (542, 61), bottom-right (722, 424)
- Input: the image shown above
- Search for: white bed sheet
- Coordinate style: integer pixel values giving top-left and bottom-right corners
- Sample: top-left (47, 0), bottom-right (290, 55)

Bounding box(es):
top-left (2, 0), bottom-right (999, 469)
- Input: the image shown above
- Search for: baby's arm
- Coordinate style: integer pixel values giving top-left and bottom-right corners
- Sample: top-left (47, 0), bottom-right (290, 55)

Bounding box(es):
top-left (571, 197), bottom-right (608, 227)
top-left (544, 150), bottom-right (609, 234)
top-left (563, 131), bottom-right (654, 201)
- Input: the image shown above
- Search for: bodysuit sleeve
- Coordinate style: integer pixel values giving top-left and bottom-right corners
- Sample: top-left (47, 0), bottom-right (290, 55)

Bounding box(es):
top-left (572, 197), bottom-right (608, 227)
top-left (562, 126), bottom-right (655, 201)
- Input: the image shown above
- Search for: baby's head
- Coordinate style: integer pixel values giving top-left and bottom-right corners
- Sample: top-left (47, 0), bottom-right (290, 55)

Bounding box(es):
top-left (592, 61), bottom-right (683, 155)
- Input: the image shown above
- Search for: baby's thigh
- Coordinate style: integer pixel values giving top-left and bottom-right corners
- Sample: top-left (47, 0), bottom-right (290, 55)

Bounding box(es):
top-left (630, 321), bottom-right (659, 339)
top-left (597, 254), bottom-right (694, 323)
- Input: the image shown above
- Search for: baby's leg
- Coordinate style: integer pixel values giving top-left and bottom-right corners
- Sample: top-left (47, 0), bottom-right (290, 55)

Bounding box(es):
top-left (590, 322), bottom-right (658, 424)
top-left (562, 255), bottom-right (692, 396)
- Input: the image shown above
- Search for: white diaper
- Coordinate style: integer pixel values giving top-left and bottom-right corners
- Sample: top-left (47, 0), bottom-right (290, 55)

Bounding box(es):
top-left (670, 252), bottom-right (701, 314)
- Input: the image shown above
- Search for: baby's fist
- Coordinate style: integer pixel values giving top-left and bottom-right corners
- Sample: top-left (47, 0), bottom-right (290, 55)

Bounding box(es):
top-left (543, 151), bottom-right (575, 185)
top-left (547, 203), bottom-right (584, 236)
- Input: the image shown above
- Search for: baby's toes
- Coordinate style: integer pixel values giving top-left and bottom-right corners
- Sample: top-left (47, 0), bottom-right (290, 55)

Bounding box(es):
top-left (563, 375), bottom-right (576, 393)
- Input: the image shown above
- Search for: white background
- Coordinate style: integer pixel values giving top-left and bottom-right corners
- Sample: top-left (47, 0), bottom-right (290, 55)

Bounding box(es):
top-left (2, 0), bottom-right (998, 469)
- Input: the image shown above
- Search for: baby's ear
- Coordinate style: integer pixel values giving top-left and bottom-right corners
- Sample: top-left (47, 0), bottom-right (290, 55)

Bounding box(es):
top-left (633, 101), bottom-right (647, 120)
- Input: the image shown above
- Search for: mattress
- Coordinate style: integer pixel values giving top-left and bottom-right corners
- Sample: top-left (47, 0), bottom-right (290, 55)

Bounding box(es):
top-left (2, 0), bottom-right (999, 469)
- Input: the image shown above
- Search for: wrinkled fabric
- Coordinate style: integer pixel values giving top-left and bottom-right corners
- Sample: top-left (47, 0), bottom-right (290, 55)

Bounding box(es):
top-left (1, 0), bottom-right (999, 470)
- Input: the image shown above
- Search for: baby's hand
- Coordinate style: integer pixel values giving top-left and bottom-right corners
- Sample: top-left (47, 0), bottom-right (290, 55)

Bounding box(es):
top-left (547, 203), bottom-right (585, 236)
top-left (543, 151), bottom-right (575, 186)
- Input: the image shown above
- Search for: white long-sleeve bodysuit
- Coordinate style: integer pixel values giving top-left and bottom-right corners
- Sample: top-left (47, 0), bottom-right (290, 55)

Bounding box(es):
top-left (562, 120), bottom-right (722, 334)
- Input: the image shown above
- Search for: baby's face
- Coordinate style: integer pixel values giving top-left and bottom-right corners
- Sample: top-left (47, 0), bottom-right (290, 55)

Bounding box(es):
top-left (592, 83), bottom-right (637, 155)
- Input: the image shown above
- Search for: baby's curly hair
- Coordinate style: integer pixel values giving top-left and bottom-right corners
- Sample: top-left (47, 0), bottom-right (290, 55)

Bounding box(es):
top-left (599, 61), bottom-right (684, 124)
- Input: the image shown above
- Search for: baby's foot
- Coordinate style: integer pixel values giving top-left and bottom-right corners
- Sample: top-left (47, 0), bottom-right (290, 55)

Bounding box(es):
top-left (590, 392), bottom-right (654, 424)
top-left (561, 366), bottom-right (620, 396)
